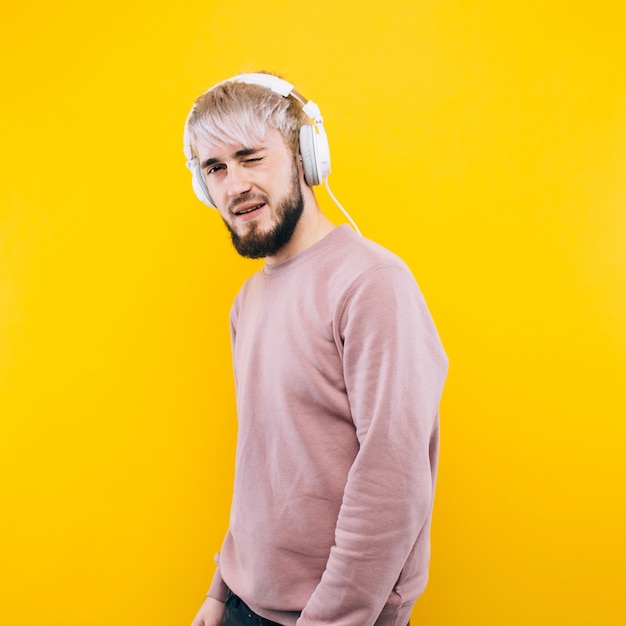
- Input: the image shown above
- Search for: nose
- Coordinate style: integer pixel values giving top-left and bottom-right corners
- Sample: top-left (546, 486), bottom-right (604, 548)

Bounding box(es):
top-left (226, 165), bottom-right (252, 199)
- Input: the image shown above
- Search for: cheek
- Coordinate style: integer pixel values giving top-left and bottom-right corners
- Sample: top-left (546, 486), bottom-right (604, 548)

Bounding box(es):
top-left (216, 203), bottom-right (231, 220)
top-left (206, 180), bottom-right (225, 209)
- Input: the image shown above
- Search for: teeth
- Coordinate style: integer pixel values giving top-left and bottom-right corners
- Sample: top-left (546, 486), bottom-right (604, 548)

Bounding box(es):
top-left (238, 204), bottom-right (263, 215)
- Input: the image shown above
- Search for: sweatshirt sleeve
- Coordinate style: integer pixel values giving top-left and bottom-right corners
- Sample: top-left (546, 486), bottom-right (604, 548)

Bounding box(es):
top-left (297, 264), bottom-right (448, 626)
top-left (206, 298), bottom-right (240, 607)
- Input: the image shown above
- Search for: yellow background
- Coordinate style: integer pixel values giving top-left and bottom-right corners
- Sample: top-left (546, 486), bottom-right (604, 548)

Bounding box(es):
top-left (1, 1), bottom-right (625, 624)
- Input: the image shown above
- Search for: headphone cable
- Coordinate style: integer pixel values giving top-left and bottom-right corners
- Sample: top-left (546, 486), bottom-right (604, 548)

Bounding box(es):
top-left (323, 178), bottom-right (362, 236)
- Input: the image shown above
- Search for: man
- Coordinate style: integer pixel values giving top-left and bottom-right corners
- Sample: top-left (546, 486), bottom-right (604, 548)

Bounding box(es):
top-left (185, 73), bottom-right (448, 626)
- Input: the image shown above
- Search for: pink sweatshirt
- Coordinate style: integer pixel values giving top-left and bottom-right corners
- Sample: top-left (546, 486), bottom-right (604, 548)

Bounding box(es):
top-left (208, 225), bottom-right (448, 625)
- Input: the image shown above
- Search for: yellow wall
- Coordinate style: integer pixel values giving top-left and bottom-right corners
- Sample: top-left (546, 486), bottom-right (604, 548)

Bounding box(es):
top-left (1, 2), bottom-right (625, 624)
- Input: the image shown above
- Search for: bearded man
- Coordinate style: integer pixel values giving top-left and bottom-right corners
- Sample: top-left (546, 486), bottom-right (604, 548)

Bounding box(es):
top-left (184, 73), bottom-right (448, 626)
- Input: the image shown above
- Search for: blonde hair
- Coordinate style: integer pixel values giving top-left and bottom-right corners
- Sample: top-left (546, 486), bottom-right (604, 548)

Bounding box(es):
top-left (186, 78), bottom-right (309, 157)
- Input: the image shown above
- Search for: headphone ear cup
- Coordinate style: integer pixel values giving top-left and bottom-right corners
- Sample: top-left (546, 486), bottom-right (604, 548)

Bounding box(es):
top-left (187, 157), bottom-right (217, 208)
top-left (299, 125), bottom-right (320, 186)
top-left (299, 124), bottom-right (331, 187)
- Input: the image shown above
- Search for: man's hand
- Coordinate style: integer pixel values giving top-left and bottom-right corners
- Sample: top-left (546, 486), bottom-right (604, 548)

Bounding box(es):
top-left (190, 596), bottom-right (225, 626)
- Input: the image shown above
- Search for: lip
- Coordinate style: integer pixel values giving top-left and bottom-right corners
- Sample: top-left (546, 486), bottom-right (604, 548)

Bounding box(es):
top-left (232, 201), bottom-right (266, 221)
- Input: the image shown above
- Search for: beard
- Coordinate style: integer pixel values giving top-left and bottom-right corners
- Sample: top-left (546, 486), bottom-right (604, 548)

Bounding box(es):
top-left (223, 163), bottom-right (304, 259)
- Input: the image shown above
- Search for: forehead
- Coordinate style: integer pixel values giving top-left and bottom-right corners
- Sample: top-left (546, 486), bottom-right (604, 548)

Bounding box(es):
top-left (194, 126), bottom-right (289, 162)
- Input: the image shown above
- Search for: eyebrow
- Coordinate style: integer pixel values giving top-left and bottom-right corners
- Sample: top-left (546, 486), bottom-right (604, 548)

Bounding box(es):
top-left (200, 147), bottom-right (259, 169)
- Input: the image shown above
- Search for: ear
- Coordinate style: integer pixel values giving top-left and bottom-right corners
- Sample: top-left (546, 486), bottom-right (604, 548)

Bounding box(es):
top-left (295, 152), bottom-right (306, 181)
top-left (295, 153), bottom-right (315, 195)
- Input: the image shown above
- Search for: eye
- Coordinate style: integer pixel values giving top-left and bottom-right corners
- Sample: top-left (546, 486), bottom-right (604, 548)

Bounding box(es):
top-left (244, 157), bottom-right (263, 165)
top-left (206, 163), bottom-right (225, 176)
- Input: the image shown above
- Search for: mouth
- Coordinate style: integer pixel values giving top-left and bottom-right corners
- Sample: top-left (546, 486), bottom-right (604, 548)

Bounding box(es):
top-left (232, 202), bottom-right (266, 220)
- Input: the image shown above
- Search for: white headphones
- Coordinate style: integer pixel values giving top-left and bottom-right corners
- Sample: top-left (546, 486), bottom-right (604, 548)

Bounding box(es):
top-left (183, 73), bottom-right (331, 209)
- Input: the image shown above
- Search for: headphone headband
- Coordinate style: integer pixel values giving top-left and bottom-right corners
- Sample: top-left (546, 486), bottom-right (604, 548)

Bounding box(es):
top-left (218, 73), bottom-right (295, 97)
top-left (183, 73), bottom-right (331, 208)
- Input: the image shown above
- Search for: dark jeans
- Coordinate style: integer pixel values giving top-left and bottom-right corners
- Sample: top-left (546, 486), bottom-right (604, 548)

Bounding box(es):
top-left (222, 592), bottom-right (285, 626)
top-left (221, 590), bottom-right (410, 626)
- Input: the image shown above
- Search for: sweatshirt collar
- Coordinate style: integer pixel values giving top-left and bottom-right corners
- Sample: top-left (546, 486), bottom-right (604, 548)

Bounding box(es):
top-left (262, 224), bottom-right (353, 277)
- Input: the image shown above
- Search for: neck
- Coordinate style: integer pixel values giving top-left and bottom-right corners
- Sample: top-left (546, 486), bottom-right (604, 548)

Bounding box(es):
top-left (264, 188), bottom-right (334, 266)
